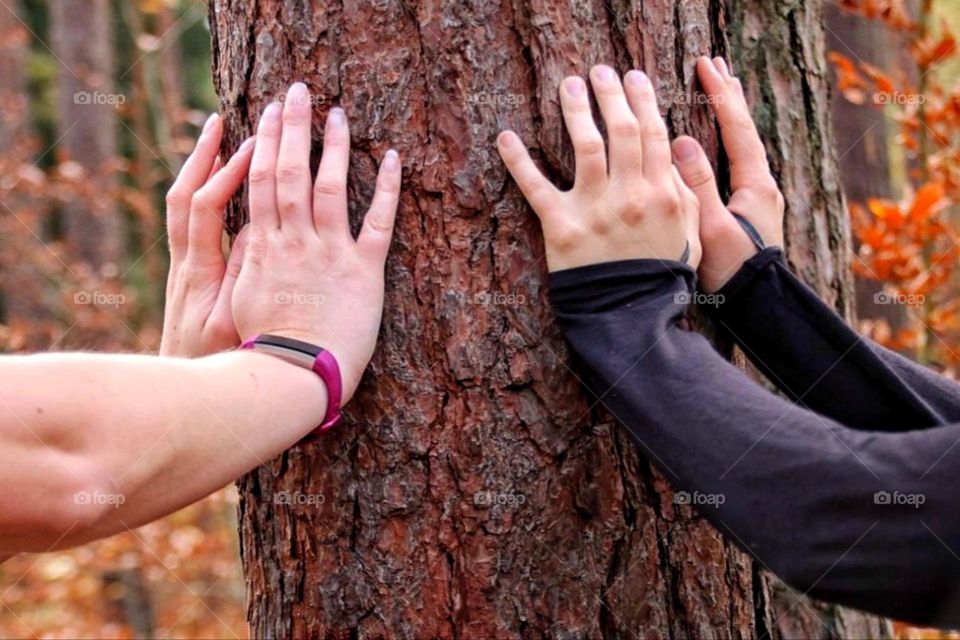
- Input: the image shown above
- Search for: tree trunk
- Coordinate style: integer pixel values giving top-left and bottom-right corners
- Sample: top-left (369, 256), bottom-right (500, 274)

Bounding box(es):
top-left (0, 0), bottom-right (27, 148)
top-left (210, 1), bottom-right (891, 637)
top-left (823, 3), bottom-right (903, 336)
top-left (50, 0), bottom-right (122, 270)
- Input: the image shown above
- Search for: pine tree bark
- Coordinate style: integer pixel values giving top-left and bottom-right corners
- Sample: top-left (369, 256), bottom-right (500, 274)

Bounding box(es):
top-left (210, 1), bottom-right (891, 637)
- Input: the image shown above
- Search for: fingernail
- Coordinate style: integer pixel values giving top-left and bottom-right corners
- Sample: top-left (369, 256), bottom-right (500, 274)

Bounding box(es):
top-left (263, 102), bottom-right (282, 121)
top-left (498, 131), bottom-right (515, 148)
top-left (239, 136), bottom-right (255, 151)
top-left (626, 70), bottom-right (649, 88)
top-left (328, 107), bottom-right (345, 126)
top-left (288, 82), bottom-right (308, 106)
top-left (673, 138), bottom-right (699, 163)
top-left (564, 77), bottom-right (585, 96)
top-left (593, 65), bottom-right (614, 81)
top-left (202, 113), bottom-right (220, 133)
top-left (384, 149), bottom-right (399, 170)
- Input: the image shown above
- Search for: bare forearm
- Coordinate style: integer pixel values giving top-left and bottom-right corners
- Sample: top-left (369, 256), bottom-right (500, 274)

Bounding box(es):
top-left (0, 351), bottom-right (326, 551)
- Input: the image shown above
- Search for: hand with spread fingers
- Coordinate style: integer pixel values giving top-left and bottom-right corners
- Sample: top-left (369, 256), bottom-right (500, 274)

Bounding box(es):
top-left (672, 56), bottom-right (786, 292)
top-left (231, 83), bottom-right (401, 403)
top-left (497, 65), bottom-right (702, 273)
top-left (160, 114), bottom-right (255, 357)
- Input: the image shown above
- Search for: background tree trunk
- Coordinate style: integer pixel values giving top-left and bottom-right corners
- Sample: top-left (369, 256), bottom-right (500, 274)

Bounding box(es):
top-left (50, 0), bottom-right (122, 270)
top-left (0, 0), bottom-right (27, 148)
top-left (210, 1), bottom-right (892, 637)
top-left (823, 3), bottom-right (904, 337)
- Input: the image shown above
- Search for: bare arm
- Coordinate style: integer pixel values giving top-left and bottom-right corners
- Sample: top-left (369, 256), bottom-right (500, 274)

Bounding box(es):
top-left (1, 83), bottom-right (400, 553)
top-left (0, 350), bottom-right (325, 552)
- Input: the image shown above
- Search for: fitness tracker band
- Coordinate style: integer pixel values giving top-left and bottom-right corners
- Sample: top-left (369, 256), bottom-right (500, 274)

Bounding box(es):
top-left (240, 334), bottom-right (342, 439)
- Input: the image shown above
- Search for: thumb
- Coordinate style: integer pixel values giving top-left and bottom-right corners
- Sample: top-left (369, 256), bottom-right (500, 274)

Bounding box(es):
top-left (671, 136), bottom-right (729, 233)
top-left (208, 224), bottom-right (250, 332)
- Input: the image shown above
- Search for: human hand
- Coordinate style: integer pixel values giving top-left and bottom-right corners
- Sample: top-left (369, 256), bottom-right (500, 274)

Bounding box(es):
top-left (160, 114), bottom-right (254, 357)
top-left (231, 83), bottom-right (400, 403)
top-left (672, 56), bottom-right (785, 292)
top-left (497, 65), bottom-right (701, 273)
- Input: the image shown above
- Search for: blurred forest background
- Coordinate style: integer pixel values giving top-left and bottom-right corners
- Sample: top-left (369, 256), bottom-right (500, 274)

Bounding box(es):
top-left (0, 0), bottom-right (246, 637)
top-left (0, 0), bottom-right (959, 638)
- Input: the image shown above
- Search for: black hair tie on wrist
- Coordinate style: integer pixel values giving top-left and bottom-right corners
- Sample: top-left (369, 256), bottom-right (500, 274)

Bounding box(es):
top-left (732, 213), bottom-right (766, 250)
top-left (680, 241), bottom-right (691, 265)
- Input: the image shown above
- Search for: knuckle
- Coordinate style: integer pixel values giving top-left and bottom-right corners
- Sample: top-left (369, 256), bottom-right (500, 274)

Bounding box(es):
top-left (282, 109), bottom-right (310, 126)
top-left (376, 174), bottom-right (401, 196)
top-left (588, 213), bottom-right (612, 234)
top-left (189, 191), bottom-right (210, 212)
top-left (610, 119), bottom-right (641, 139)
top-left (576, 138), bottom-right (606, 157)
top-left (165, 189), bottom-right (188, 210)
top-left (313, 179), bottom-right (344, 198)
top-left (520, 179), bottom-right (550, 203)
top-left (224, 255), bottom-right (243, 279)
top-left (774, 190), bottom-right (786, 214)
top-left (566, 100), bottom-right (593, 114)
top-left (641, 124), bottom-right (669, 144)
top-left (248, 166), bottom-right (274, 185)
top-left (275, 162), bottom-right (308, 183)
top-left (619, 201), bottom-right (646, 224)
top-left (550, 225), bottom-right (582, 252)
top-left (365, 212), bottom-right (392, 234)
top-left (684, 166), bottom-right (715, 190)
top-left (651, 191), bottom-right (681, 215)
top-left (245, 233), bottom-right (267, 264)
top-left (755, 179), bottom-right (782, 202)
top-left (734, 114), bottom-right (756, 132)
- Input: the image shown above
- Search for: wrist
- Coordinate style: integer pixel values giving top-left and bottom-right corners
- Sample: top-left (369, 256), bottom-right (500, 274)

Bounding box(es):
top-left (239, 333), bottom-right (347, 435)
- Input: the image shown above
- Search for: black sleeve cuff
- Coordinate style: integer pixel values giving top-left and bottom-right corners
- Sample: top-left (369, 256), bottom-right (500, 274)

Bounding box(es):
top-left (713, 247), bottom-right (784, 302)
top-left (548, 258), bottom-right (696, 315)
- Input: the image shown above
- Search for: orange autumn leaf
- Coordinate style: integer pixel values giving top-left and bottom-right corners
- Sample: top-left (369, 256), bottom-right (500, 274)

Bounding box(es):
top-left (861, 62), bottom-right (897, 95)
top-left (907, 182), bottom-right (947, 223)
top-left (915, 33), bottom-right (958, 68)
top-left (867, 198), bottom-right (905, 227)
top-left (828, 52), bottom-right (867, 102)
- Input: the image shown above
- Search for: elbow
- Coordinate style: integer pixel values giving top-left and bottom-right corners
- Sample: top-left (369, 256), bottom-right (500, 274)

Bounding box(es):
top-left (8, 456), bottom-right (119, 552)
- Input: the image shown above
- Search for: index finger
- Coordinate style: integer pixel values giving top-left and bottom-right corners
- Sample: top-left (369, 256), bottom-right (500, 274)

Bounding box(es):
top-left (696, 56), bottom-right (771, 190)
top-left (496, 131), bottom-right (561, 220)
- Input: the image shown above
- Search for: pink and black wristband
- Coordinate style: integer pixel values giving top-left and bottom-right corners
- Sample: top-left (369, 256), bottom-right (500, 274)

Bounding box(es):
top-left (240, 334), bottom-right (342, 439)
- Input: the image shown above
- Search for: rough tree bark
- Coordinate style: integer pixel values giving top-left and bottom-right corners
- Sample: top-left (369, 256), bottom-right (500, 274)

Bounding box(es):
top-left (210, 1), bottom-right (891, 637)
top-left (50, 0), bottom-right (122, 269)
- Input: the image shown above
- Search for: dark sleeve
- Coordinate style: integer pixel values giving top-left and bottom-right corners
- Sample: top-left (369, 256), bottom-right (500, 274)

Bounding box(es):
top-left (710, 247), bottom-right (960, 429)
top-left (549, 259), bottom-right (960, 628)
